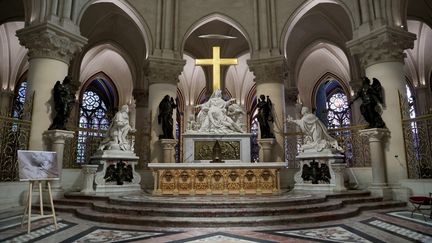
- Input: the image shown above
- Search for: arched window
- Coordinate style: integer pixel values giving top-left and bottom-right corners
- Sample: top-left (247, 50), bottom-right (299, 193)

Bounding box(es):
top-left (76, 76), bottom-right (117, 163)
top-left (315, 79), bottom-right (351, 128)
top-left (326, 89), bottom-right (351, 128)
top-left (11, 80), bottom-right (27, 119)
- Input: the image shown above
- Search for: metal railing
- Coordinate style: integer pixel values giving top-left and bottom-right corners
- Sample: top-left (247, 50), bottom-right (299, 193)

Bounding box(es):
top-left (284, 124), bottom-right (370, 168)
top-left (403, 114), bottom-right (432, 179)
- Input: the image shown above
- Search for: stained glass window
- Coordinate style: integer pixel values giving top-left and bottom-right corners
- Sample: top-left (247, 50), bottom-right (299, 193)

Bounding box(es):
top-left (326, 91), bottom-right (351, 128)
top-left (11, 81), bottom-right (27, 119)
top-left (77, 89), bottom-right (112, 163)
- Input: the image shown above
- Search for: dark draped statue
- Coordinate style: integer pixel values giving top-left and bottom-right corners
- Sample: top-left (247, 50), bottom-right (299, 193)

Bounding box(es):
top-left (158, 95), bottom-right (177, 139)
top-left (351, 77), bottom-right (386, 129)
top-left (257, 94), bottom-right (275, 138)
top-left (49, 76), bottom-right (78, 130)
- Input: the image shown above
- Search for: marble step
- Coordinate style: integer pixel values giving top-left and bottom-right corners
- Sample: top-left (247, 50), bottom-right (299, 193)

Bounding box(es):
top-left (73, 201), bottom-right (406, 227)
top-left (88, 196), bottom-right (383, 217)
top-left (89, 200), bottom-right (344, 217)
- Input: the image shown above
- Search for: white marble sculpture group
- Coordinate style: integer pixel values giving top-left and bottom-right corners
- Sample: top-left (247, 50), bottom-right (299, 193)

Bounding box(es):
top-left (98, 105), bottom-right (135, 152)
top-left (186, 89), bottom-right (245, 134)
top-left (286, 107), bottom-right (343, 153)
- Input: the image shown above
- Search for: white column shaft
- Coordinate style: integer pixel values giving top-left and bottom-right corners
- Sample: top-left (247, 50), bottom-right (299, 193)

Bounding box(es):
top-left (256, 82), bottom-right (285, 161)
top-left (149, 83), bottom-right (177, 162)
top-left (365, 62), bottom-right (408, 184)
top-left (27, 58), bottom-right (69, 150)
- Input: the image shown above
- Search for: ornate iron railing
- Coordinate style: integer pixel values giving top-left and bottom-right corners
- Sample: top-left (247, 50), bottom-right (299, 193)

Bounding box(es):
top-left (0, 93), bottom-right (33, 182)
top-left (63, 127), bottom-right (106, 168)
top-left (284, 124), bottom-right (370, 168)
top-left (63, 127), bottom-right (139, 169)
top-left (403, 114), bottom-right (432, 179)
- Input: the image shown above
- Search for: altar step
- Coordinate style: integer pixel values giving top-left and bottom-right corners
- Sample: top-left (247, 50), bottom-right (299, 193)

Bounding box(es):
top-left (40, 191), bottom-right (406, 227)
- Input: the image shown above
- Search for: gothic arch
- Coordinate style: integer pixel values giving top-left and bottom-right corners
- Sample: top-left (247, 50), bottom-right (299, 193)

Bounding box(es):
top-left (77, 43), bottom-right (134, 105)
top-left (76, 0), bottom-right (152, 57)
top-left (179, 12), bottom-right (253, 57)
top-left (280, 0), bottom-right (355, 58)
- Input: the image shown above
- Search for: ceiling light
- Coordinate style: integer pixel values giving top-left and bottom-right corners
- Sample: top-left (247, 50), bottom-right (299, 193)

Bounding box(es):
top-left (198, 34), bottom-right (237, 39)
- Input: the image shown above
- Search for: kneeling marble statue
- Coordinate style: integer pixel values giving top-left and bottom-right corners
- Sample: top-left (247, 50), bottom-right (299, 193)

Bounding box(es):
top-left (98, 105), bottom-right (134, 151)
top-left (286, 107), bottom-right (343, 153)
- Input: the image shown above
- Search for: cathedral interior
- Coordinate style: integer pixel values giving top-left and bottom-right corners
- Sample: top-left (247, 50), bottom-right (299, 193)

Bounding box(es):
top-left (0, 0), bottom-right (431, 242)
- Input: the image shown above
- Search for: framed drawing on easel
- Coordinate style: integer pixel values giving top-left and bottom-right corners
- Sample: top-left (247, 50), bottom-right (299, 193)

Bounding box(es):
top-left (18, 150), bottom-right (59, 233)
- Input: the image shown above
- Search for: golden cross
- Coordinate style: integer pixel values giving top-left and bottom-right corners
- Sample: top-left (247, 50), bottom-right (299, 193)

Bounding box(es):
top-left (195, 46), bottom-right (238, 90)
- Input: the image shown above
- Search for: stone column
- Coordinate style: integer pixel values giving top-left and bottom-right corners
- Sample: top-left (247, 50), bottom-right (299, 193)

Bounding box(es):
top-left (160, 139), bottom-right (177, 163)
top-left (80, 164), bottom-right (98, 194)
top-left (0, 90), bottom-right (14, 115)
top-left (257, 138), bottom-right (275, 162)
top-left (146, 57), bottom-right (185, 163)
top-left (248, 56), bottom-right (286, 162)
top-left (331, 163), bottom-right (347, 192)
top-left (133, 88), bottom-right (150, 165)
top-left (16, 23), bottom-right (86, 150)
top-left (359, 128), bottom-right (392, 199)
top-left (43, 129), bottom-right (74, 198)
top-left (347, 27), bottom-right (415, 189)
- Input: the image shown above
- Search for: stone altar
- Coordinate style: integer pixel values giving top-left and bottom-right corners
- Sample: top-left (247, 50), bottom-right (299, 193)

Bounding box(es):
top-left (148, 162), bottom-right (286, 195)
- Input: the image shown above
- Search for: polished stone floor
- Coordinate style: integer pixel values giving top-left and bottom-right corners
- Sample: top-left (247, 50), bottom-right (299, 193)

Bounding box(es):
top-left (0, 206), bottom-right (431, 242)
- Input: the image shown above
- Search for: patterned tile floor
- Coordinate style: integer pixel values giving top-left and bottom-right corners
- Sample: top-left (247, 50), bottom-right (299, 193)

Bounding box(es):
top-left (0, 207), bottom-right (431, 243)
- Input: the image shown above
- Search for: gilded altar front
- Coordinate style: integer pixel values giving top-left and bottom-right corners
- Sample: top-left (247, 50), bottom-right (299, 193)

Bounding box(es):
top-left (148, 163), bottom-right (286, 195)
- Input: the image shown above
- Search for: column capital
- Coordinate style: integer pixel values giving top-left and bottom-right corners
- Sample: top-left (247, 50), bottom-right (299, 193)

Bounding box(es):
top-left (247, 56), bottom-right (287, 84)
top-left (43, 129), bottom-right (75, 142)
top-left (145, 56), bottom-right (185, 85)
top-left (16, 22), bottom-right (87, 64)
top-left (132, 88), bottom-right (148, 107)
top-left (347, 26), bottom-right (416, 68)
top-left (359, 128), bottom-right (390, 142)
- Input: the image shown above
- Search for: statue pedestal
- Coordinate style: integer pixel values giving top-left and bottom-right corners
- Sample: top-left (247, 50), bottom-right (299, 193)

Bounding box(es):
top-left (183, 133), bottom-right (252, 163)
top-left (43, 129), bottom-right (74, 198)
top-left (258, 138), bottom-right (275, 162)
top-left (293, 149), bottom-right (346, 192)
top-left (160, 139), bottom-right (177, 163)
top-left (359, 128), bottom-right (392, 200)
top-left (80, 165), bottom-right (99, 194)
top-left (91, 150), bottom-right (141, 194)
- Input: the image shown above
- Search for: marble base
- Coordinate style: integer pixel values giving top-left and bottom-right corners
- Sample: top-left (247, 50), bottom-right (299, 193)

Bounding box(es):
top-left (183, 133), bottom-right (252, 163)
top-left (80, 165), bottom-right (99, 194)
top-left (91, 150), bottom-right (141, 194)
top-left (368, 185), bottom-right (393, 200)
top-left (294, 149), bottom-right (346, 192)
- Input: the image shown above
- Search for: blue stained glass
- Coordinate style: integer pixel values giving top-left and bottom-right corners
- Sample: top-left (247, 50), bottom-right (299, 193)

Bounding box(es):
top-left (11, 81), bottom-right (27, 119)
top-left (77, 89), bottom-right (112, 163)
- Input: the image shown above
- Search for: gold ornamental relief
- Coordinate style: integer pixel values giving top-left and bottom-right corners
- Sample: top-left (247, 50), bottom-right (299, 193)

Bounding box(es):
top-left (194, 141), bottom-right (240, 160)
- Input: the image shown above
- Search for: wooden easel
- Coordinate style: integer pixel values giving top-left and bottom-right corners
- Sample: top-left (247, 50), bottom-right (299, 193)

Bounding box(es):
top-left (21, 179), bottom-right (58, 233)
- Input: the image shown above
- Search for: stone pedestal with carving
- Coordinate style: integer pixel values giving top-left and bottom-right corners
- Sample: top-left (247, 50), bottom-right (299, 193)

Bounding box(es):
top-left (80, 165), bottom-right (98, 194)
top-left (293, 149), bottom-right (346, 192)
top-left (359, 128), bottom-right (392, 199)
top-left (331, 163), bottom-right (347, 192)
top-left (160, 139), bottom-right (177, 163)
top-left (43, 129), bottom-right (74, 198)
top-left (258, 138), bottom-right (275, 162)
top-left (91, 150), bottom-right (141, 194)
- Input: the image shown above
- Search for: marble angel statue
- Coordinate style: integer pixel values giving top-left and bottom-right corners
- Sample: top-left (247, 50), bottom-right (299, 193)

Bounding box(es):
top-left (286, 107), bottom-right (343, 153)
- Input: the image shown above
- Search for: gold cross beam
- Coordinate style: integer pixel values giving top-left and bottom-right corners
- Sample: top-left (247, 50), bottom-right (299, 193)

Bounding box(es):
top-left (195, 46), bottom-right (238, 90)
